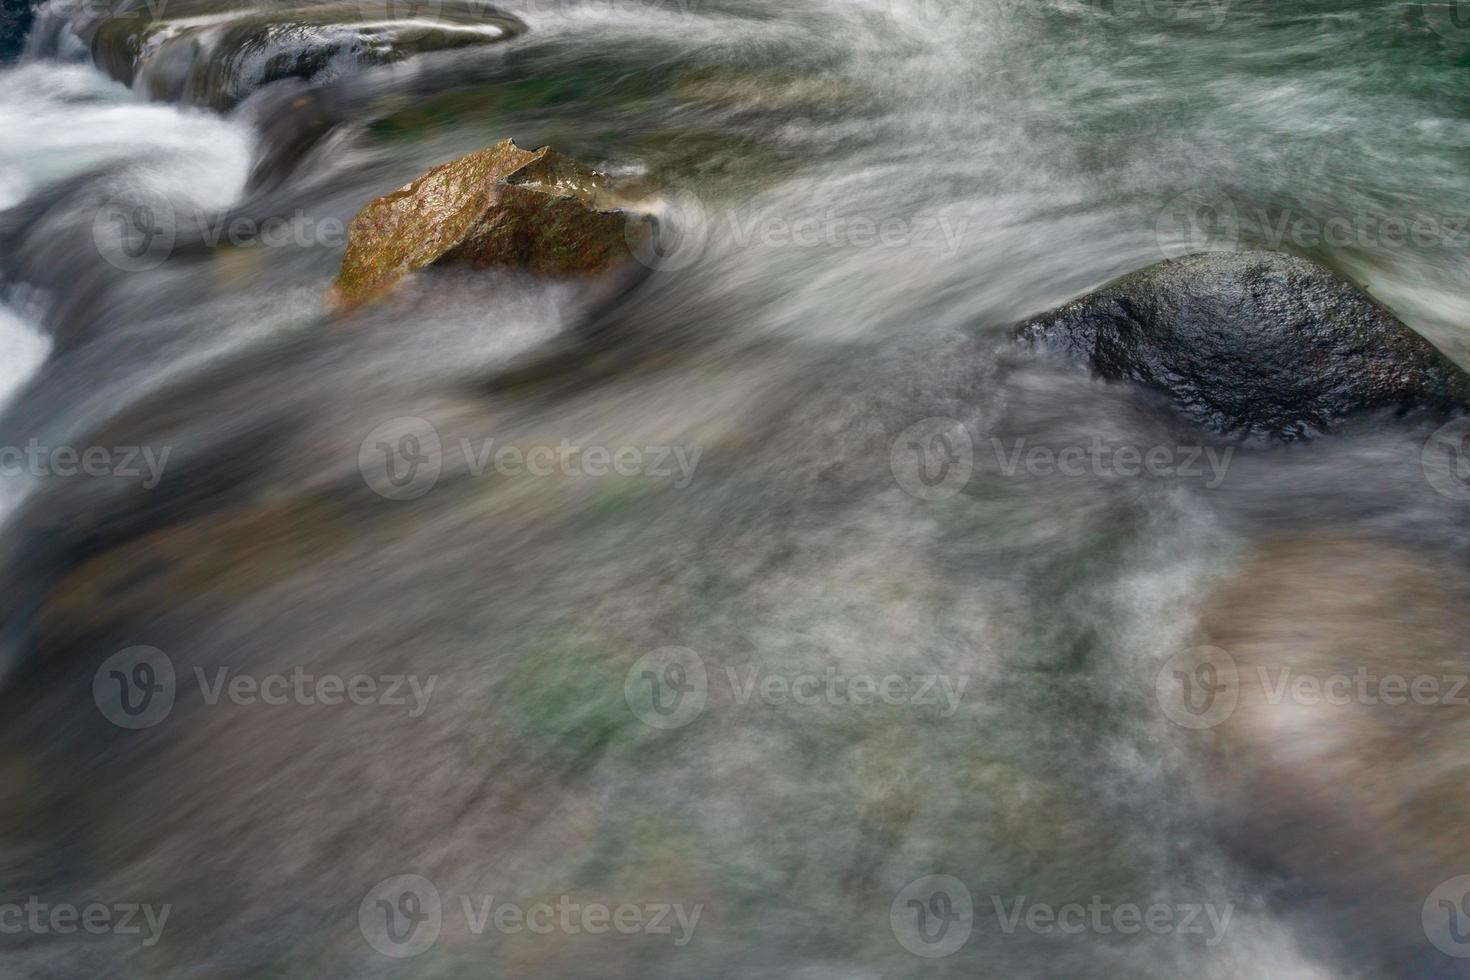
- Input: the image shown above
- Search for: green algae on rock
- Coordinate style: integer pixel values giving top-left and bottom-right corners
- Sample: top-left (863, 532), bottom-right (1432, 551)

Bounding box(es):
top-left (329, 139), bottom-right (654, 310)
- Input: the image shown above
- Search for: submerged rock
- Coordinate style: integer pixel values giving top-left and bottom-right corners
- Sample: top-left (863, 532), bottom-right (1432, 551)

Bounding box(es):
top-left (1019, 251), bottom-right (1470, 440)
top-left (329, 139), bottom-right (653, 310)
top-left (1192, 536), bottom-right (1470, 966)
top-left (79, 0), bottom-right (524, 109)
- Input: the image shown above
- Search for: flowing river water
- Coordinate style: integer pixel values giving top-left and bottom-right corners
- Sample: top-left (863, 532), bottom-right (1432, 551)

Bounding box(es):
top-left (2, 0), bottom-right (1470, 976)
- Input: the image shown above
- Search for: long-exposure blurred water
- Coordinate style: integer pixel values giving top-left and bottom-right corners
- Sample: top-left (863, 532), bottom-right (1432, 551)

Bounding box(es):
top-left (2, 0), bottom-right (1470, 976)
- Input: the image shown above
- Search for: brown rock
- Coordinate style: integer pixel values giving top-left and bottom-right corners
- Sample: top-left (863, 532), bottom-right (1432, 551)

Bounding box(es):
top-left (1192, 536), bottom-right (1470, 961)
top-left (329, 139), bottom-right (653, 310)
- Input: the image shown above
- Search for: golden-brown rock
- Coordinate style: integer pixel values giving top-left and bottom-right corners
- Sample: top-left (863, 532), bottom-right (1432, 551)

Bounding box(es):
top-left (329, 139), bottom-right (652, 310)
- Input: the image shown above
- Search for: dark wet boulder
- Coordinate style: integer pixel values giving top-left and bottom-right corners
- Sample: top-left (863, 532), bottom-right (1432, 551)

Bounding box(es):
top-left (77, 0), bottom-right (525, 109)
top-left (1019, 250), bottom-right (1470, 440)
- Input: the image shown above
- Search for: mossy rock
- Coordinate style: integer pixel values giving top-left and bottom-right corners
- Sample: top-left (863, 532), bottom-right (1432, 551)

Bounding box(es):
top-left (329, 138), bottom-right (653, 310)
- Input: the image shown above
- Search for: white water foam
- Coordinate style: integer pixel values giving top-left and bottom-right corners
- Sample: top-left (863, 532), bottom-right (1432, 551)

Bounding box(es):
top-left (0, 62), bottom-right (249, 207)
